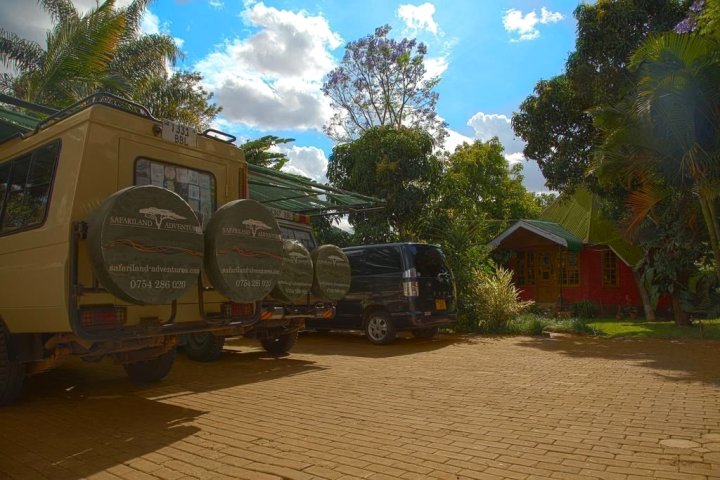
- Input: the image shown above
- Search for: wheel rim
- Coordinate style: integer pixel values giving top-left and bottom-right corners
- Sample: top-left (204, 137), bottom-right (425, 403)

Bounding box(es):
top-left (367, 316), bottom-right (388, 341)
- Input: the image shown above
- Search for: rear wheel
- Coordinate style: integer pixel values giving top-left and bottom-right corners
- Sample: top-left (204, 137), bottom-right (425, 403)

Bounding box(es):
top-left (260, 330), bottom-right (298, 356)
top-left (0, 323), bottom-right (25, 406)
top-left (411, 327), bottom-right (439, 339)
top-left (364, 311), bottom-right (396, 345)
top-left (183, 333), bottom-right (225, 362)
top-left (124, 348), bottom-right (176, 384)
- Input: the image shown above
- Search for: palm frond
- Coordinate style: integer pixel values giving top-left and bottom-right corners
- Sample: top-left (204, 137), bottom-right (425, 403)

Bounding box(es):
top-left (0, 29), bottom-right (44, 72)
top-left (37, 0), bottom-right (78, 24)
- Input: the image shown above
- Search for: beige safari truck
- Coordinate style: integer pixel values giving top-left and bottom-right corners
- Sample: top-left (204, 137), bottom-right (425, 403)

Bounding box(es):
top-left (0, 93), bottom-right (376, 405)
top-left (179, 165), bottom-right (383, 361)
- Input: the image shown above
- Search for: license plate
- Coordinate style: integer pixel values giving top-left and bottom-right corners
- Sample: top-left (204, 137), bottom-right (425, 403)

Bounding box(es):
top-left (435, 298), bottom-right (446, 310)
top-left (162, 120), bottom-right (196, 147)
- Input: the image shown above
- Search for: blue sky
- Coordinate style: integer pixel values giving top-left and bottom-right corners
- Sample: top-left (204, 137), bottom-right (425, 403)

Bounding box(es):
top-left (1, 0), bottom-right (583, 191)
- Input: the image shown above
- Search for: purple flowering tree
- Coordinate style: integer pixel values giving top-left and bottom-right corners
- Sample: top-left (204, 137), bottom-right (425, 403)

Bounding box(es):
top-left (322, 25), bottom-right (446, 144)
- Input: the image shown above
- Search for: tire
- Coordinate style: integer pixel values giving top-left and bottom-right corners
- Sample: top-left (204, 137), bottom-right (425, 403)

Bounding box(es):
top-left (364, 311), bottom-right (396, 345)
top-left (260, 330), bottom-right (298, 356)
top-left (411, 327), bottom-right (439, 339)
top-left (124, 348), bottom-right (176, 384)
top-left (183, 333), bottom-right (225, 362)
top-left (0, 323), bottom-right (25, 406)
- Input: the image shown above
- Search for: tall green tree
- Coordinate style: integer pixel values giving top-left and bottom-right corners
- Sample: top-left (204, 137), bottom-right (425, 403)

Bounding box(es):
top-left (327, 125), bottom-right (441, 243)
top-left (418, 139), bottom-right (541, 332)
top-left (239, 135), bottom-right (295, 170)
top-left (0, 0), bottom-right (219, 129)
top-left (592, 30), bottom-right (720, 282)
top-left (322, 25), bottom-right (446, 144)
top-left (512, 0), bottom-right (689, 193)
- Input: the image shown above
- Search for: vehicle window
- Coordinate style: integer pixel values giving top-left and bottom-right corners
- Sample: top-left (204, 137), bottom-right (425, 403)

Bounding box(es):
top-left (279, 226), bottom-right (316, 251)
top-left (345, 250), bottom-right (367, 275)
top-left (362, 247), bottom-right (402, 275)
top-left (410, 245), bottom-right (449, 277)
top-left (0, 141), bottom-right (60, 234)
top-left (135, 158), bottom-right (216, 227)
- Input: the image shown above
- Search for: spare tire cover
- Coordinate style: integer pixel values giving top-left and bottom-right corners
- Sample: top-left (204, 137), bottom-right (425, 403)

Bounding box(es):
top-left (87, 185), bottom-right (203, 305)
top-left (271, 240), bottom-right (314, 303)
top-left (204, 199), bottom-right (283, 302)
top-left (311, 245), bottom-right (351, 302)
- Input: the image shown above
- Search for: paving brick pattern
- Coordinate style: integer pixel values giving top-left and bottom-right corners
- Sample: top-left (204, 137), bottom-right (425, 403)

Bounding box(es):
top-left (1, 333), bottom-right (720, 480)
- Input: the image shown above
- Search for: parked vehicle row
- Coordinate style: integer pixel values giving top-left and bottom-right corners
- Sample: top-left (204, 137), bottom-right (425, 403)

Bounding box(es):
top-left (0, 94), bottom-right (456, 406)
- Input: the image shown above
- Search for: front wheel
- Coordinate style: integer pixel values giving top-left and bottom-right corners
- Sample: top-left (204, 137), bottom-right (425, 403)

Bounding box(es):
top-left (260, 330), bottom-right (298, 356)
top-left (124, 348), bottom-right (176, 384)
top-left (364, 311), bottom-right (396, 345)
top-left (0, 323), bottom-right (25, 406)
top-left (183, 333), bottom-right (225, 362)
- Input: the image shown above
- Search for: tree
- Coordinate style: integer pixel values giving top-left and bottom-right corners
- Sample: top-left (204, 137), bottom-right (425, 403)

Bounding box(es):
top-left (512, 0), bottom-right (689, 193)
top-left (327, 125), bottom-right (441, 243)
top-left (417, 139), bottom-right (541, 332)
top-left (239, 135), bottom-right (295, 170)
top-left (0, 0), bottom-right (219, 129)
top-left (322, 25), bottom-right (446, 144)
top-left (591, 31), bottom-right (720, 282)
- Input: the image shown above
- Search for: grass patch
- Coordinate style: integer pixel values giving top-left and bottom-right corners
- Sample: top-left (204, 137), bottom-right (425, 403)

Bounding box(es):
top-left (588, 318), bottom-right (720, 340)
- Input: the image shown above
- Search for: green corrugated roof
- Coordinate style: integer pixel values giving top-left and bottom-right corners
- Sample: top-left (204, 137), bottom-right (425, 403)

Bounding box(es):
top-left (248, 162), bottom-right (383, 216)
top-left (0, 106), bottom-right (40, 142)
top-left (524, 219), bottom-right (584, 251)
top-left (541, 188), bottom-right (643, 266)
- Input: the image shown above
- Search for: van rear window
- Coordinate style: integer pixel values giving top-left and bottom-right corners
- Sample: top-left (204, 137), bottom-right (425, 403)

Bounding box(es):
top-left (410, 245), bottom-right (449, 277)
top-left (135, 158), bottom-right (215, 226)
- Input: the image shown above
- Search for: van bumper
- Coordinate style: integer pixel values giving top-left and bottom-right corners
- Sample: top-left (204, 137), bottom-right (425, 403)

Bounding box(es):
top-left (391, 311), bottom-right (457, 329)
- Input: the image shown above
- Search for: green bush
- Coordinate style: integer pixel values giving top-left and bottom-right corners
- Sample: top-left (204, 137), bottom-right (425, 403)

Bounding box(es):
top-left (571, 301), bottom-right (599, 319)
top-left (511, 314), bottom-right (551, 335)
top-left (474, 266), bottom-right (534, 332)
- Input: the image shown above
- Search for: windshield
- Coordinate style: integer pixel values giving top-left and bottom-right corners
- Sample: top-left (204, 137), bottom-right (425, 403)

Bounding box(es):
top-left (409, 245), bottom-right (450, 277)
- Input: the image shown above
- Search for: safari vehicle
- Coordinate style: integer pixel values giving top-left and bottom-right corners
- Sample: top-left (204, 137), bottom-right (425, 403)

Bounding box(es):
top-left (306, 243), bottom-right (457, 344)
top-left (179, 167), bottom-right (376, 361)
top-left (0, 93), bottom-right (368, 405)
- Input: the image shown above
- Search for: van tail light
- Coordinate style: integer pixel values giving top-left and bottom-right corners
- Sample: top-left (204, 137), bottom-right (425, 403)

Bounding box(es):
top-left (260, 309), bottom-right (273, 320)
top-left (403, 280), bottom-right (419, 297)
top-left (79, 307), bottom-right (126, 328)
top-left (222, 302), bottom-right (254, 318)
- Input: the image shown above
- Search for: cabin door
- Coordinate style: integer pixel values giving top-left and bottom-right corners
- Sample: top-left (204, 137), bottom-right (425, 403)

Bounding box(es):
top-left (535, 249), bottom-right (560, 303)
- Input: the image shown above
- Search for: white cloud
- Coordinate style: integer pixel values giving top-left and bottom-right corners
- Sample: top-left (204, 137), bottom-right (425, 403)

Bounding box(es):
top-left (279, 145), bottom-right (329, 182)
top-left (424, 56), bottom-right (449, 79)
top-left (443, 128), bottom-right (474, 153)
top-left (502, 7), bottom-right (564, 42)
top-left (209, 0), bottom-right (224, 9)
top-left (467, 112), bottom-right (525, 153)
top-left (397, 3), bottom-right (439, 35)
top-left (197, 2), bottom-right (341, 131)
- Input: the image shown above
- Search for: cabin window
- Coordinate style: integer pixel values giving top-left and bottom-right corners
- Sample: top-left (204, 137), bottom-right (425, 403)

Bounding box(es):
top-left (513, 252), bottom-right (535, 286)
top-left (0, 141), bottom-right (60, 235)
top-left (602, 250), bottom-right (619, 287)
top-left (134, 158), bottom-right (216, 227)
top-left (559, 251), bottom-right (580, 286)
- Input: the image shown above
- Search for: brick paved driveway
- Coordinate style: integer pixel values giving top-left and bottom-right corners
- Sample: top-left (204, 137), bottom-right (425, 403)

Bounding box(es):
top-left (1, 333), bottom-right (720, 480)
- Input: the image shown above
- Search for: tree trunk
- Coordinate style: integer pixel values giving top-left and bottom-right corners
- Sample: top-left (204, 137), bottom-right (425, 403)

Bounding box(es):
top-left (670, 288), bottom-right (690, 326)
top-left (632, 268), bottom-right (655, 321)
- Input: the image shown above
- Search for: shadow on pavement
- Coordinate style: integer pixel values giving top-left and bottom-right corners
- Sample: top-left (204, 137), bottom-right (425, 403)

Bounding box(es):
top-left (516, 335), bottom-right (720, 386)
top-left (0, 392), bottom-right (201, 479)
top-left (290, 330), bottom-right (474, 358)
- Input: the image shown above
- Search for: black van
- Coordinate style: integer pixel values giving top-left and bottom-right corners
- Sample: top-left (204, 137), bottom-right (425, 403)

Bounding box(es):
top-left (306, 243), bottom-right (457, 344)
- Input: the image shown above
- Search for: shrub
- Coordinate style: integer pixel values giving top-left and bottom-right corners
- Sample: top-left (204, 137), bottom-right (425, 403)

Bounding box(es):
top-left (571, 301), bottom-right (599, 319)
top-left (474, 266), bottom-right (534, 332)
top-left (511, 314), bottom-right (551, 336)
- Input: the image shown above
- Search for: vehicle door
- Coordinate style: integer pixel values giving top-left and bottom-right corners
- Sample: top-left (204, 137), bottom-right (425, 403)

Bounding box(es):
top-left (408, 245), bottom-right (456, 314)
